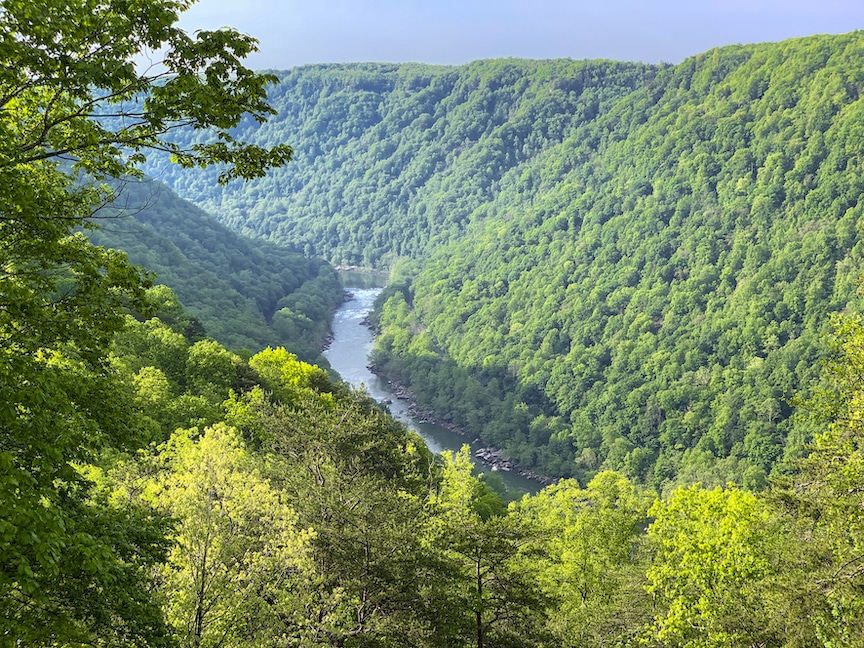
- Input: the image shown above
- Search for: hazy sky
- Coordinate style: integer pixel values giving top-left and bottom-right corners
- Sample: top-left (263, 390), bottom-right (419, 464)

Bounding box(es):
top-left (176, 0), bottom-right (864, 70)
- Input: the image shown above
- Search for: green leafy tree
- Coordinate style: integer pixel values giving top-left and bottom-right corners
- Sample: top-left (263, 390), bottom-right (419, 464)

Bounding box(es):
top-left (221, 372), bottom-right (440, 645)
top-left (515, 471), bottom-right (652, 647)
top-left (0, 0), bottom-right (292, 642)
top-left (772, 313), bottom-right (864, 645)
top-left (643, 484), bottom-right (780, 647)
top-left (424, 447), bottom-right (550, 648)
top-left (143, 424), bottom-right (315, 648)
top-left (255, 393), bottom-right (439, 645)
top-left (186, 339), bottom-right (239, 400)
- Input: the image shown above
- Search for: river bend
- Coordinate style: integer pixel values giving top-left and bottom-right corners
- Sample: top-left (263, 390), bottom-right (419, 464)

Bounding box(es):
top-left (323, 287), bottom-right (539, 497)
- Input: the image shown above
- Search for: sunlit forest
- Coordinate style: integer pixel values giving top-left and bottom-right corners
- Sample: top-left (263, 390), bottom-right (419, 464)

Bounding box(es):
top-left (150, 32), bottom-right (864, 490)
top-left (4, 0), bottom-right (864, 645)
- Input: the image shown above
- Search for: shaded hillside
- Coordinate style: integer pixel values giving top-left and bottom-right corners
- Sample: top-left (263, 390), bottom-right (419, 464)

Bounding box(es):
top-left (142, 59), bottom-right (656, 265)
top-left (138, 32), bottom-right (864, 487)
top-left (372, 32), bottom-right (864, 488)
top-left (88, 178), bottom-right (342, 359)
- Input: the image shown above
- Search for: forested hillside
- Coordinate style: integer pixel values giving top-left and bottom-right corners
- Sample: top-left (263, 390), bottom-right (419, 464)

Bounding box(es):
top-left (88, 177), bottom-right (343, 360)
top-left (146, 31), bottom-right (864, 487)
top-left (29, 283), bottom-right (864, 648)
top-left (372, 32), bottom-right (864, 488)
top-left (143, 58), bottom-right (655, 265)
top-left (9, 1), bottom-right (864, 644)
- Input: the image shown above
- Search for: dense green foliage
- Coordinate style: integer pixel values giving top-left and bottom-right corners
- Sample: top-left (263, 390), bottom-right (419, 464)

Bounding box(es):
top-left (0, 0), bottom-right (292, 642)
top-left (9, 3), bottom-right (864, 642)
top-left (371, 32), bottom-right (864, 488)
top-left (142, 59), bottom-right (655, 265)
top-left (140, 32), bottom-right (864, 487)
top-left (88, 177), bottom-right (343, 359)
top-left (66, 307), bottom-right (864, 646)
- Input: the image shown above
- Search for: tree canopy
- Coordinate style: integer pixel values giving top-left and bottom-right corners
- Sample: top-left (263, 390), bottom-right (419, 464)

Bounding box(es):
top-left (0, 0), bottom-right (292, 642)
top-left (138, 32), bottom-right (864, 486)
top-left (141, 58), bottom-right (654, 266)
top-left (370, 32), bottom-right (864, 487)
top-left (7, 9), bottom-right (864, 644)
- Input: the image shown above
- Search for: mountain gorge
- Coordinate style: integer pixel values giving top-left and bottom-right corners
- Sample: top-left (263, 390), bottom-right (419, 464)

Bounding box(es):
top-left (8, 3), bottom-right (864, 643)
top-left (145, 31), bottom-right (864, 489)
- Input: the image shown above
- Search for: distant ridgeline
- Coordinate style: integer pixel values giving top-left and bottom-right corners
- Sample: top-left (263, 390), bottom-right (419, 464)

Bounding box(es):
top-left (141, 58), bottom-right (656, 266)
top-left (88, 177), bottom-right (342, 362)
top-left (145, 32), bottom-right (864, 489)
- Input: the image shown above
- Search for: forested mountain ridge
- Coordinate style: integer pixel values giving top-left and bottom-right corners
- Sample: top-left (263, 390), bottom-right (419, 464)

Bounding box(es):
top-left (373, 31), bottom-right (864, 489)
top-left (7, 0), bottom-right (864, 642)
top-left (87, 177), bottom-right (343, 360)
top-left (139, 31), bottom-right (864, 487)
top-left (142, 58), bottom-right (656, 265)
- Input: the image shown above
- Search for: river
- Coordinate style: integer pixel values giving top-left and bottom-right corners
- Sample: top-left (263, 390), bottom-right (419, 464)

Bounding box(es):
top-left (323, 285), bottom-right (541, 498)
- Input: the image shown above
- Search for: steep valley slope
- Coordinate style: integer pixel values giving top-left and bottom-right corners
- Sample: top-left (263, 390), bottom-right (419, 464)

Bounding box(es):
top-left (145, 31), bottom-right (864, 488)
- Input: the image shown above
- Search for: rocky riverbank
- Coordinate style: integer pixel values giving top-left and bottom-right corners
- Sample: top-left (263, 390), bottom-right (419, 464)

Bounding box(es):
top-left (366, 362), bottom-right (555, 486)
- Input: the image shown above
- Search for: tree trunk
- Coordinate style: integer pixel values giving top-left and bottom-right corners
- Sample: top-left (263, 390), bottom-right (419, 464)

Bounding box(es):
top-left (476, 556), bottom-right (483, 648)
